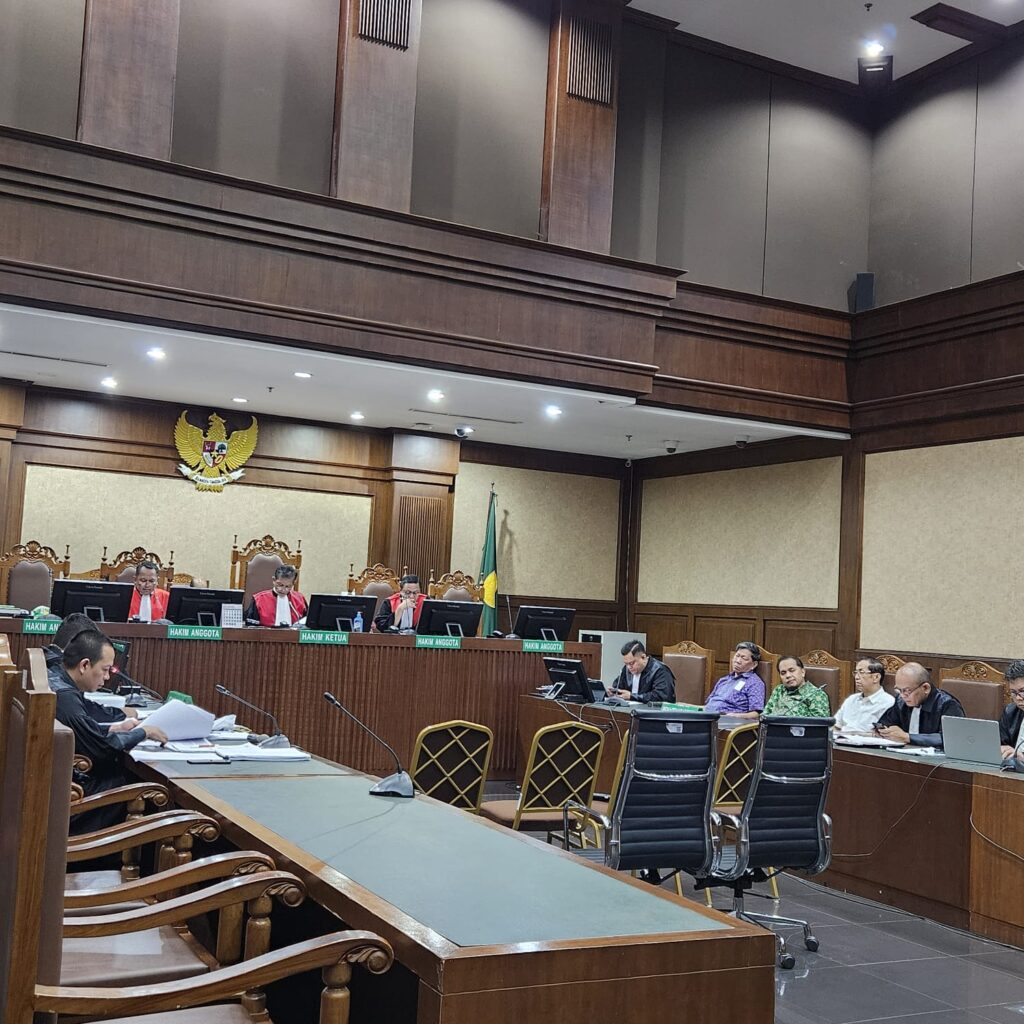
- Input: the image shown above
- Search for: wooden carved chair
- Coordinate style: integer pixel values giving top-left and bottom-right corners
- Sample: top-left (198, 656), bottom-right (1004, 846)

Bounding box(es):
top-left (427, 569), bottom-right (483, 602)
top-left (101, 545), bottom-right (176, 588)
top-left (348, 562), bottom-right (404, 616)
top-left (663, 641), bottom-right (715, 706)
top-left (410, 720), bottom-right (494, 812)
top-left (876, 654), bottom-right (907, 696)
top-left (939, 660), bottom-right (1007, 721)
top-left (755, 645), bottom-right (780, 689)
top-left (801, 649), bottom-right (852, 710)
top-left (479, 721), bottom-right (605, 832)
top-left (230, 535), bottom-right (302, 604)
top-left (0, 540), bottom-right (70, 610)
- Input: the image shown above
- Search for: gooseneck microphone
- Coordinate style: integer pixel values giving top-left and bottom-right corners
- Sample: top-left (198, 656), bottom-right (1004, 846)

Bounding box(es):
top-left (322, 691), bottom-right (414, 798)
top-left (111, 668), bottom-right (163, 706)
top-left (215, 683), bottom-right (290, 749)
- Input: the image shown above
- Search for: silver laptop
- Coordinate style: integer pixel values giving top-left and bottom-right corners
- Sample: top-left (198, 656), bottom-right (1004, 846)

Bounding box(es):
top-left (942, 717), bottom-right (1004, 766)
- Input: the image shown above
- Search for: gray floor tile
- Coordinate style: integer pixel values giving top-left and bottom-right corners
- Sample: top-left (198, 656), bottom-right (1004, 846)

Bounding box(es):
top-left (968, 1004), bottom-right (1024, 1023)
top-left (784, 889), bottom-right (913, 926)
top-left (963, 949), bottom-right (1024, 979)
top-left (861, 959), bottom-right (1024, 1010)
top-left (795, 921), bottom-right (945, 967)
top-left (848, 1012), bottom-right (1018, 1024)
top-left (866, 919), bottom-right (1006, 957)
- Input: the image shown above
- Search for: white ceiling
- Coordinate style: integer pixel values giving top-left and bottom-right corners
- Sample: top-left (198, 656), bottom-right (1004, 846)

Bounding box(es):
top-left (635, 0), bottom-right (1021, 82)
top-left (0, 304), bottom-right (846, 460)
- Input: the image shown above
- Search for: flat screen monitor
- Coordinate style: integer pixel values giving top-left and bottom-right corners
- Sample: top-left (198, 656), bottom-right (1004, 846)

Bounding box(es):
top-left (512, 605), bottom-right (576, 641)
top-left (49, 580), bottom-right (133, 623)
top-left (166, 586), bottom-right (244, 626)
top-left (416, 599), bottom-right (484, 638)
top-left (543, 657), bottom-right (600, 704)
top-left (305, 594), bottom-right (378, 632)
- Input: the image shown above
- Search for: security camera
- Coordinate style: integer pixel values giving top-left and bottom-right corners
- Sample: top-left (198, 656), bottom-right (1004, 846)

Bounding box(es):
top-left (665, 441), bottom-right (679, 454)
top-left (624, 458), bottom-right (632, 468)
top-left (735, 435), bottom-right (750, 449)
top-left (454, 425), bottom-right (475, 439)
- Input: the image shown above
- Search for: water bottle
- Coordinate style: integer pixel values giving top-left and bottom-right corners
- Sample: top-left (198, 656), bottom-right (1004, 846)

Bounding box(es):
top-left (353, 610), bottom-right (363, 633)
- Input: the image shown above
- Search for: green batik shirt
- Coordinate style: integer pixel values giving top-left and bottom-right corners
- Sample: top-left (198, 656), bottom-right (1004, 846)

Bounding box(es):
top-left (763, 682), bottom-right (831, 718)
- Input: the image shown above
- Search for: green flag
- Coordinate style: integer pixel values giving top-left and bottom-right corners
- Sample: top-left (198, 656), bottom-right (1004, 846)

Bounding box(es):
top-left (479, 486), bottom-right (498, 634)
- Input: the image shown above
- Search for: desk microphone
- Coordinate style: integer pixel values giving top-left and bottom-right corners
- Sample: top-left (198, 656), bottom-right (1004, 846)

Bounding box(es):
top-left (322, 691), bottom-right (414, 798)
top-left (110, 668), bottom-right (162, 707)
top-left (215, 683), bottom-right (290, 748)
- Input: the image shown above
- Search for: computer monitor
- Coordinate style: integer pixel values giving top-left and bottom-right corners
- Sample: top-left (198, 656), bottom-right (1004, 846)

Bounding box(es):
top-left (49, 580), bottom-right (133, 623)
top-left (305, 594), bottom-right (378, 632)
top-left (416, 599), bottom-right (484, 637)
top-left (543, 657), bottom-right (600, 704)
top-left (166, 586), bottom-right (244, 626)
top-left (512, 605), bottom-right (576, 641)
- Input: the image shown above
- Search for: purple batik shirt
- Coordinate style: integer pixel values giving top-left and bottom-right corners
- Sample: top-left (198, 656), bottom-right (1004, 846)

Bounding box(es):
top-left (704, 670), bottom-right (766, 715)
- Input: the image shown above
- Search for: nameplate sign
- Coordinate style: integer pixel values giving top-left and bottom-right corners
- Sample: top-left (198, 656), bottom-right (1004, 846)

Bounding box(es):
top-left (167, 625), bottom-right (222, 641)
top-left (522, 639), bottom-right (565, 654)
top-left (22, 619), bottom-right (59, 634)
top-left (415, 635), bottom-right (463, 650)
top-left (298, 630), bottom-right (350, 645)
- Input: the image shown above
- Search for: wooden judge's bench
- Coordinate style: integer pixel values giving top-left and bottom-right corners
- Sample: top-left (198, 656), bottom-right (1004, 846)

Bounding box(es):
top-left (4, 620), bottom-right (598, 778)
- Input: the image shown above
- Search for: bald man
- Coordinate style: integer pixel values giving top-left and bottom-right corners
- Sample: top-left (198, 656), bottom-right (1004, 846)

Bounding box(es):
top-left (875, 662), bottom-right (964, 747)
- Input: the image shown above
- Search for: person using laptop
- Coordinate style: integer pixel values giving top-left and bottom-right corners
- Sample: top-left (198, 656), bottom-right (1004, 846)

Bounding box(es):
top-left (834, 657), bottom-right (895, 733)
top-left (999, 660), bottom-right (1024, 761)
top-left (875, 662), bottom-right (965, 747)
top-left (608, 640), bottom-right (676, 704)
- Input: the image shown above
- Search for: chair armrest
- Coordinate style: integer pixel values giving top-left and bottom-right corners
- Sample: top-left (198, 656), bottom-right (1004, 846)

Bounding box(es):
top-left (36, 932), bottom-right (394, 1015)
top-left (64, 851), bottom-right (277, 908)
top-left (562, 799), bottom-right (610, 831)
top-left (66, 814), bottom-right (219, 862)
top-left (63, 871), bottom-right (305, 936)
top-left (67, 809), bottom-right (200, 847)
top-left (73, 755), bottom-right (92, 773)
top-left (69, 783), bottom-right (169, 817)
top-left (717, 812), bottom-right (742, 832)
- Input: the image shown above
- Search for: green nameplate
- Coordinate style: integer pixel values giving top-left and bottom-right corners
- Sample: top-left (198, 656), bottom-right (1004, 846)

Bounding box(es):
top-left (415, 635), bottom-right (463, 650)
top-left (298, 630), bottom-right (350, 645)
top-left (166, 625), bottom-right (222, 641)
top-left (22, 619), bottom-right (59, 634)
top-left (522, 639), bottom-right (565, 654)
top-left (166, 690), bottom-right (194, 704)
top-left (663, 702), bottom-right (704, 712)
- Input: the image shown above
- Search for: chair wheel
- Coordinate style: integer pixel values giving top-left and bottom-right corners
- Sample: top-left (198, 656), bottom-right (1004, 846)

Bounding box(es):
top-left (779, 953), bottom-right (796, 970)
top-left (805, 937), bottom-right (819, 952)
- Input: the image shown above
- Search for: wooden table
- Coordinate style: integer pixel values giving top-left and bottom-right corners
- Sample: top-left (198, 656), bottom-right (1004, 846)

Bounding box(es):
top-left (146, 758), bottom-right (775, 1024)
top-left (821, 746), bottom-right (1024, 947)
top-left (5, 619), bottom-right (597, 778)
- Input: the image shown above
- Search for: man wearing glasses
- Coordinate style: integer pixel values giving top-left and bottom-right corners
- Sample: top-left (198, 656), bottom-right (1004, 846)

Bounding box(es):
top-left (875, 662), bottom-right (964, 747)
top-left (834, 658), bottom-right (895, 733)
top-left (374, 574), bottom-right (425, 632)
top-left (999, 660), bottom-right (1024, 762)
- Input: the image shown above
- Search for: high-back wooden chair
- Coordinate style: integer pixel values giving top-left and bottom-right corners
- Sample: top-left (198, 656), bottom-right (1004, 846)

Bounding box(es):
top-left (0, 541), bottom-right (70, 610)
top-left (801, 650), bottom-right (851, 710)
top-left (755, 646), bottom-right (779, 689)
top-left (348, 562), bottom-right (403, 616)
top-left (101, 545), bottom-right (176, 588)
top-left (427, 569), bottom-right (483, 602)
top-left (410, 720), bottom-right (494, 812)
top-left (478, 721), bottom-right (605, 832)
top-left (939, 660), bottom-right (1007, 720)
top-left (230, 535), bottom-right (302, 604)
top-left (663, 641), bottom-right (715, 705)
top-left (877, 654), bottom-right (907, 696)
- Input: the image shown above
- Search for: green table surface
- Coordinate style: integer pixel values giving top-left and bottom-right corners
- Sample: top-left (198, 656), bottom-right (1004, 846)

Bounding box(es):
top-left (148, 758), bottom-right (353, 778)
top-left (189, 775), bottom-right (727, 947)
top-left (834, 743), bottom-right (1024, 780)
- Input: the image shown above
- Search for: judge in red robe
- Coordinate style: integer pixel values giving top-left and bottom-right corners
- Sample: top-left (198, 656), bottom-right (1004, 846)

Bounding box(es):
top-left (373, 574), bottom-right (425, 631)
top-left (129, 560), bottom-right (170, 622)
top-left (245, 565), bottom-right (308, 627)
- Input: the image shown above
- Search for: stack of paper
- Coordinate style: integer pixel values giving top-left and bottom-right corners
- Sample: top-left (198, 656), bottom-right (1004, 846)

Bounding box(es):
top-left (138, 701), bottom-right (215, 741)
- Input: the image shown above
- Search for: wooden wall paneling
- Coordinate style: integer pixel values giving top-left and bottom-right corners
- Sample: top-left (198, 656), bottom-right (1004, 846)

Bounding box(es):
top-left (762, 619), bottom-right (838, 661)
top-left (693, 613), bottom-right (759, 680)
top-left (836, 441), bottom-right (865, 661)
top-left (498, 595), bottom-right (621, 636)
top-left (391, 491), bottom-right (451, 583)
top-left (77, 0), bottom-right (181, 159)
top-left (539, 0), bottom-right (624, 252)
top-left (332, 0), bottom-right (423, 210)
top-left (0, 384), bottom-right (27, 549)
top-left (632, 611), bottom-right (691, 656)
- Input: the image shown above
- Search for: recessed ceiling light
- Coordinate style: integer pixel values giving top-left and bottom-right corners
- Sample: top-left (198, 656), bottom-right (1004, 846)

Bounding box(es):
top-left (293, 371), bottom-right (313, 379)
top-left (232, 397), bottom-right (248, 404)
top-left (864, 40), bottom-right (884, 58)
top-left (545, 404), bottom-right (563, 419)
top-left (146, 347), bottom-right (166, 361)
top-left (427, 389), bottom-right (445, 403)
top-left (100, 377), bottom-right (117, 389)
top-left (350, 411), bottom-right (365, 421)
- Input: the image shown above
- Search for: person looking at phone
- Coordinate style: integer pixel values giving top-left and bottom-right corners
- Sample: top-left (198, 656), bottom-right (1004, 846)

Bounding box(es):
top-left (875, 662), bottom-right (964, 747)
top-left (607, 640), bottom-right (676, 704)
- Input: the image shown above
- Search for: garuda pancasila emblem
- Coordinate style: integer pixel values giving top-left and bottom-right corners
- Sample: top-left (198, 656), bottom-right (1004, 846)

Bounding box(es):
top-left (174, 411), bottom-right (258, 492)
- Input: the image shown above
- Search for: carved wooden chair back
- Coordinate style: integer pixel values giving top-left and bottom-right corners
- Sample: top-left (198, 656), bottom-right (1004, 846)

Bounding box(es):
top-left (0, 542), bottom-right (70, 610)
top-left (939, 660), bottom-right (1007, 720)
top-left (348, 562), bottom-right (404, 615)
top-left (755, 646), bottom-right (779, 689)
top-left (801, 649), bottom-right (852, 709)
top-left (101, 545), bottom-right (175, 588)
top-left (427, 569), bottom-right (483, 602)
top-left (662, 641), bottom-right (715, 705)
top-left (230, 535), bottom-right (302, 604)
top-left (876, 654), bottom-right (907, 696)
top-left (410, 720), bottom-right (494, 812)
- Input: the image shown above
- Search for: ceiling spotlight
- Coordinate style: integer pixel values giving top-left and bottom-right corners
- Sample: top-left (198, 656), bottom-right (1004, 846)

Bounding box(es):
top-left (350, 411), bottom-right (365, 421)
top-left (146, 347), bottom-right (166, 361)
top-left (293, 371), bottom-right (312, 379)
top-left (545, 404), bottom-right (563, 419)
top-left (232, 397), bottom-right (248, 404)
top-left (864, 39), bottom-right (884, 58)
top-left (427, 389), bottom-right (445, 403)
top-left (100, 377), bottom-right (117, 389)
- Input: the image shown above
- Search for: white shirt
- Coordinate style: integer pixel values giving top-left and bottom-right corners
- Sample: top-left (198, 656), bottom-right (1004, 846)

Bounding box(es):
top-left (399, 604), bottom-right (414, 630)
top-left (138, 594), bottom-right (152, 623)
top-left (835, 687), bottom-right (895, 732)
top-left (630, 671), bottom-right (642, 696)
top-left (909, 706), bottom-right (922, 736)
top-left (275, 594), bottom-right (291, 626)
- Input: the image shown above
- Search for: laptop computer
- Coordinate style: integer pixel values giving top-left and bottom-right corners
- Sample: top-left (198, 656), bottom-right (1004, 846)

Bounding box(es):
top-left (942, 717), bottom-right (1004, 766)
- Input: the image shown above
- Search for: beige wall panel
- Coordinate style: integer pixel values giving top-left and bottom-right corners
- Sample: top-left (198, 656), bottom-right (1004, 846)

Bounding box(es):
top-left (20, 466), bottom-right (371, 598)
top-left (451, 462), bottom-right (620, 600)
top-left (638, 458), bottom-right (842, 607)
top-left (860, 439), bottom-right (1024, 658)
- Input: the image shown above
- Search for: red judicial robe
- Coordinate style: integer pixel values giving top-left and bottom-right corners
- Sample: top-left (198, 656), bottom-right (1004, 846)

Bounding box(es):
top-left (374, 591), bottom-right (425, 631)
top-left (250, 589), bottom-right (308, 626)
top-left (129, 587), bottom-right (170, 621)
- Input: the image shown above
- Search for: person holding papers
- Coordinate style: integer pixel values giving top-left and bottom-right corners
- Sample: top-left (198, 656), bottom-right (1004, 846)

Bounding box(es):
top-left (834, 658), bottom-right (895, 733)
top-left (875, 662), bottom-right (964, 748)
top-left (999, 660), bottom-right (1024, 761)
top-left (129, 559), bottom-right (170, 622)
top-left (245, 565), bottom-right (307, 627)
top-left (50, 630), bottom-right (167, 832)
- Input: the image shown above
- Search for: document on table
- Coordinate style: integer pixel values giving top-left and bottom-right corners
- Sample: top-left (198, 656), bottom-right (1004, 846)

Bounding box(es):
top-left (137, 701), bottom-right (215, 741)
top-left (131, 743), bottom-right (311, 763)
top-left (833, 732), bottom-right (906, 748)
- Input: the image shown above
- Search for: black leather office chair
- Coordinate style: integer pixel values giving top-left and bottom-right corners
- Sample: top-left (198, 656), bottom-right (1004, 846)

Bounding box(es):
top-left (698, 715), bottom-right (834, 969)
top-left (563, 709), bottom-right (720, 888)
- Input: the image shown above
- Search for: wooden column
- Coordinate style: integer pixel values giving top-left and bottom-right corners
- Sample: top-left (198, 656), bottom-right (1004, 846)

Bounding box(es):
top-left (77, 0), bottom-right (181, 159)
top-left (836, 441), bottom-right (865, 663)
top-left (0, 384), bottom-right (26, 552)
top-left (540, 0), bottom-right (624, 253)
top-left (332, 0), bottom-right (423, 211)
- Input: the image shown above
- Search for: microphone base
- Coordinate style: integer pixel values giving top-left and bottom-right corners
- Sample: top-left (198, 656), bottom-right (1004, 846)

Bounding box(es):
top-left (258, 733), bottom-right (291, 749)
top-left (369, 771), bottom-right (415, 798)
